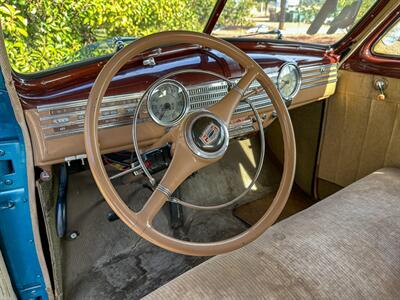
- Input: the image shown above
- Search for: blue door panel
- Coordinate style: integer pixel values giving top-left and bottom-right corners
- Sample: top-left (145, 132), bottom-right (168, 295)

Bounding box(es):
top-left (0, 72), bottom-right (48, 299)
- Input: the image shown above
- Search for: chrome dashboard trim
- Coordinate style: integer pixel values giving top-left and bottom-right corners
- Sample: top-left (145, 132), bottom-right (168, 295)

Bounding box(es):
top-left (301, 74), bottom-right (334, 84)
top-left (36, 63), bottom-right (337, 139)
top-left (299, 63), bottom-right (337, 72)
top-left (37, 92), bottom-right (143, 112)
top-left (301, 79), bottom-right (338, 90)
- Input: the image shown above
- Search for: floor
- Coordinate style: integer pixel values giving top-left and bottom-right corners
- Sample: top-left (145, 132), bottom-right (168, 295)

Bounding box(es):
top-left (234, 184), bottom-right (317, 225)
top-left (62, 138), bottom-right (304, 299)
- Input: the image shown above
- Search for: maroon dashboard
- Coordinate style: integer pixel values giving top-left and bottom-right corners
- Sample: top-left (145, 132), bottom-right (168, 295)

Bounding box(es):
top-left (15, 41), bottom-right (338, 166)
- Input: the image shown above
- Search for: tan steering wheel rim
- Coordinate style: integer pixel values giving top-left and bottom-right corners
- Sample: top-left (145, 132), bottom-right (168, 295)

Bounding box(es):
top-left (84, 31), bottom-right (296, 256)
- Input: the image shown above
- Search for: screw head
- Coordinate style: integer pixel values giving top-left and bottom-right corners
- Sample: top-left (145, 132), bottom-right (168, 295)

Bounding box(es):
top-left (4, 179), bottom-right (13, 185)
top-left (0, 149), bottom-right (4, 156)
top-left (69, 231), bottom-right (79, 240)
top-left (40, 170), bottom-right (51, 181)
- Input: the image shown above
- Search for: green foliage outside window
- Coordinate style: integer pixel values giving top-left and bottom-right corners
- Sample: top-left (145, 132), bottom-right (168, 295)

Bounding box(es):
top-left (219, 0), bottom-right (255, 27)
top-left (0, 0), bottom-right (217, 74)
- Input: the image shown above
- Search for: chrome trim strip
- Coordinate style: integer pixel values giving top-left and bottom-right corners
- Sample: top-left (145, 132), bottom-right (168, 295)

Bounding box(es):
top-left (37, 92), bottom-right (143, 112)
top-left (301, 74), bottom-right (337, 84)
top-left (43, 119), bottom-right (132, 138)
top-left (39, 102), bottom-right (138, 121)
top-left (41, 111), bottom-right (134, 129)
top-left (301, 79), bottom-right (337, 90)
top-left (301, 70), bottom-right (337, 79)
top-left (299, 63), bottom-right (337, 72)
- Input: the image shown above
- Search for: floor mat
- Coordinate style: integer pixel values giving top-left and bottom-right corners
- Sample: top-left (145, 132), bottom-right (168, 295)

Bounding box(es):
top-left (234, 184), bottom-right (316, 225)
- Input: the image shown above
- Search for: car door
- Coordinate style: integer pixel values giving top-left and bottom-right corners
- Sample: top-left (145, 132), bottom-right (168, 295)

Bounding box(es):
top-left (317, 5), bottom-right (400, 197)
top-left (0, 41), bottom-right (50, 299)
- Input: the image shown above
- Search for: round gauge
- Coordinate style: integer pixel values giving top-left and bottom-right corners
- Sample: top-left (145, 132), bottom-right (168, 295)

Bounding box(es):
top-left (147, 80), bottom-right (189, 127)
top-left (277, 63), bottom-right (301, 101)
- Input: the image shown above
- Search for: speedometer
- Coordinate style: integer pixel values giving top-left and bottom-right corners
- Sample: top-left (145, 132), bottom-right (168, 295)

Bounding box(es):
top-left (147, 80), bottom-right (189, 127)
top-left (277, 63), bottom-right (301, 101)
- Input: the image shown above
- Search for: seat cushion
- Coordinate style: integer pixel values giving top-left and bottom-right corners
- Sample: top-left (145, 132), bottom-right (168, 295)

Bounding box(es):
top-left (144, 168), bottom-right (400, 299)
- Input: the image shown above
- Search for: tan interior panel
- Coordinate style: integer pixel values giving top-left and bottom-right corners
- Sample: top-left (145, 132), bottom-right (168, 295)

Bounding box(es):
top-left (318, 70), bottom-right (400, 188)
top-left (266, 101), bottom-right (324, 196)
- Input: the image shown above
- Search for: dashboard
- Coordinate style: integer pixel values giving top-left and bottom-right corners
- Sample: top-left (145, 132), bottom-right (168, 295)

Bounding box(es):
top-left (16, 42), bottom-right (338, 166)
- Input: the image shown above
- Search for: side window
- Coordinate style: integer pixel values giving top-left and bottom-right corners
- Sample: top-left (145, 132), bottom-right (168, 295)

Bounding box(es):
top-left (373, 19), bottom-right (400, 57)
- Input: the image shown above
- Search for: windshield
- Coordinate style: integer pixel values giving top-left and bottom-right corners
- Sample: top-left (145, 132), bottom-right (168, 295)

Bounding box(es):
top-left (1, 1), bottom-right (216, 74)
top-left (212, 0), bottom-right (378, 45)
top-left (2, 0), bottom-right (378, 74)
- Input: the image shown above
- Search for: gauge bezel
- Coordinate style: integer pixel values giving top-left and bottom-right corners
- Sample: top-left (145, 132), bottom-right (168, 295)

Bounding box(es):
top-left (277, 62), bottom-right (301, 101)
top-left (147, 79), bottom-right (190, 127)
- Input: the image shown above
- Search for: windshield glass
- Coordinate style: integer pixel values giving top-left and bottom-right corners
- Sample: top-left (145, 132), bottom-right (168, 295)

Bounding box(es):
top-left (212, 0), bottom-right (378, 45)
top-left (1, 1), bottom-right (216, 74)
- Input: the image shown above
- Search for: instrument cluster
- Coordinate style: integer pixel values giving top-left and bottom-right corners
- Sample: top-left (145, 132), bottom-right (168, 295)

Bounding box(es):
top-left (147, 79), bottom-right (189, 127)
top-left (146, 63), bottom-right (302, 128)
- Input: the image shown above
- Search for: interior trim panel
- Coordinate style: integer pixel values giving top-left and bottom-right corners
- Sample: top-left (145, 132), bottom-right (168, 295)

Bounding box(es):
top-left (318, 70), bottom-right (400, 190)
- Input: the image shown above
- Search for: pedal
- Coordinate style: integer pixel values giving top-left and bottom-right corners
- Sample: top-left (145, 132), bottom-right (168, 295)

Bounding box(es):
top-left (169, 201), bottom-right (183, 229)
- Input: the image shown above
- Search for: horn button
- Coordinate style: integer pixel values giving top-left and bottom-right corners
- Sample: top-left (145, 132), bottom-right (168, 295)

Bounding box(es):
top-left (185, 112), bottom-right (229, 159)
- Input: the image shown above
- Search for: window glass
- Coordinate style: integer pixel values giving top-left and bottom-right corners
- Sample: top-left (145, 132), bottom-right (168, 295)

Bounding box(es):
top-left (0, 1), bottom-right (216, 74)
top-left (373, 19), bottom-right (400, 56)
top-left (212, 0), bottom-right (378, 45)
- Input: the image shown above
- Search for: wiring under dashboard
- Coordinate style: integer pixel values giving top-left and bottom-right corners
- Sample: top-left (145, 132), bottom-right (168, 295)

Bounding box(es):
top-left (102, 151), bottom-right (133, 171)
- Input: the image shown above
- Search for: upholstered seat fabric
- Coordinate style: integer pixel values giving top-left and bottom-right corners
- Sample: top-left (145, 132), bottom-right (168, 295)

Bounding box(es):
top-left (145, 168), bottom-right (400, 299)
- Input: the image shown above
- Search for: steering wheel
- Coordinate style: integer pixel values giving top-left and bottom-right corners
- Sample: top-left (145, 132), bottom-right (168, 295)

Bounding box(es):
top-left (84, 31), bottom-right (296, 256)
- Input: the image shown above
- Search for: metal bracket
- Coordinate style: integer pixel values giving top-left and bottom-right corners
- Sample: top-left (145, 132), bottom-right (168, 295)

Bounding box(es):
top-left (142, 48), bottom-right (161, 66)
top-left (65, 154), bottom-right (87, 166)
top-left (143, 57), bottom-right (156, 66)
